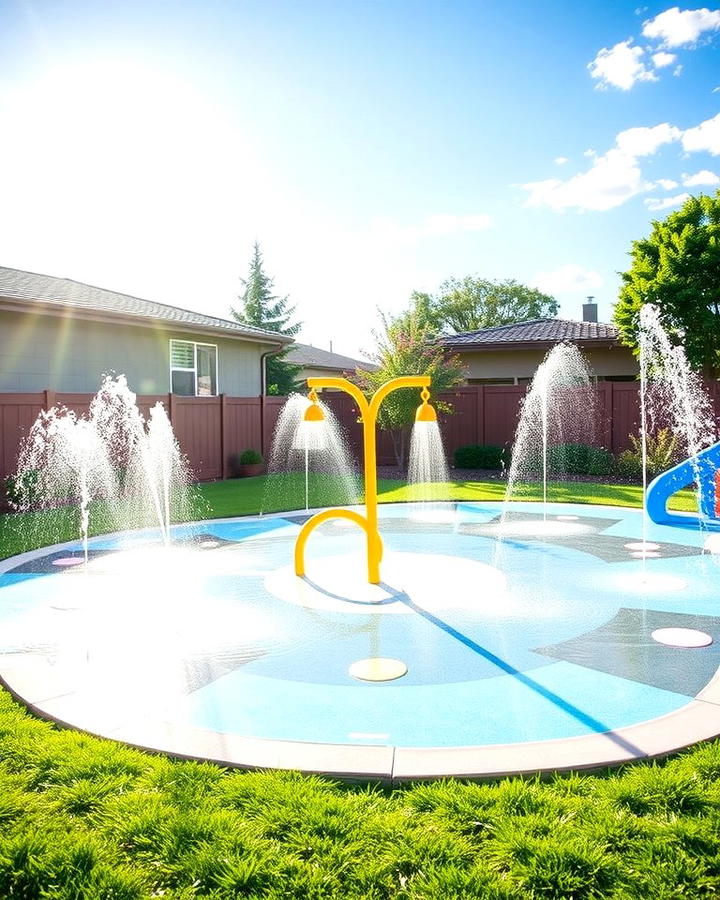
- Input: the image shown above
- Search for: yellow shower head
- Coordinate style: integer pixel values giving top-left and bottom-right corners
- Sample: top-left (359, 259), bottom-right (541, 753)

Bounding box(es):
top-left (415, 387), bottom-right (437, 423)
top-left (304, 389), bottom-right (325, 422)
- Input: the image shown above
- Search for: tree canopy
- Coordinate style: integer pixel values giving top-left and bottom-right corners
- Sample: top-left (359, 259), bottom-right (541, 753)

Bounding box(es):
top-left (614, 190), bottom-right (720, 374)
top-left (354, 308), bottom-right (466, 466)
top-left (231, 242), bottom-right (302, 395)
top-left (408, 277), bottom-right (558, 335)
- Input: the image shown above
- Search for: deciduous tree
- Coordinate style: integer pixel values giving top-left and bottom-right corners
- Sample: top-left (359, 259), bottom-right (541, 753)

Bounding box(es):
top-left (354, 309), bottom-right (466, 467)
top-left (614, 191), bottom-right (720, 374)
top-left (408, 277), bottom-right (558, 335)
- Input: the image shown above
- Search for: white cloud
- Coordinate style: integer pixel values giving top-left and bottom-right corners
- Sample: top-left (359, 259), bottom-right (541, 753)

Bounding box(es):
top-left (615, 122), bottom-right (682, 156)
top-left (523, 123), bottom-right (680, 212)
top-left (531, 264), bottom-right (604, 296)
top-left (644, 192), bottom-right (690, 210)
top-left (588, 40), bottom-right (657, 90)
top-left (589, 8), bottom-right (720, 93)
top-left (682, 169), bottom-right (720, 186)
top-left (524, 150), bottom-right (649, 211)
top-left (642, 6), bottom-right (720, 47)
top-left (651, 50), bottom-right (677, 67)
top-left (371, 213), bottom-right (492, 245)
top-left (554, 156), bottom-right (569, 165)
top-left (682, 111), bottom-right (720, 154)
top-left (522, 111), bottom-right (720, 212)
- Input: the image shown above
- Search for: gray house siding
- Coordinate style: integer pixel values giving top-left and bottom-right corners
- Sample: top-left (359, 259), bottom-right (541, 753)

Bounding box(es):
top-left (0, 310), bottom-right (270, 395)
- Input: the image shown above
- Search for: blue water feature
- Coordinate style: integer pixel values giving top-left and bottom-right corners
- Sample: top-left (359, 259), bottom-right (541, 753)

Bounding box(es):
top-left (1, 502), bottom-right (719, 749)
top-left (647, 440), bottom-right (720, 530)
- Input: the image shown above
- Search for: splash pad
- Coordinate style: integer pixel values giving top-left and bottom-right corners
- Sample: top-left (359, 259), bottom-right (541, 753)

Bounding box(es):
top-left (2, 500), bottom-right (720, 782)
top-left (3, 356), bottom-right (720, 782)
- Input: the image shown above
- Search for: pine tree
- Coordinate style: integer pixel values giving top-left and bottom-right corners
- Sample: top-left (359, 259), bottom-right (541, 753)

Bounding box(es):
top-left (231, 242), bottom-right (302, 395)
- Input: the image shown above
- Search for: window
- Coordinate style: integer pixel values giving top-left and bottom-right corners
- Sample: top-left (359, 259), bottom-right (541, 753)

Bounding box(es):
top-left (170, 340), bottom-right (218, 396)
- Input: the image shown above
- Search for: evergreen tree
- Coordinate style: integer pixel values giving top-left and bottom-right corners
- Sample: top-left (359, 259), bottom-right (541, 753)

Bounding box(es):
top-left (231, 242), bottom-right (302, 395)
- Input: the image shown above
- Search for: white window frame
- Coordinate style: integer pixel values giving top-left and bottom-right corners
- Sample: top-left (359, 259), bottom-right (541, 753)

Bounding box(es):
top-left (169, 340), bottom-right (219, 396)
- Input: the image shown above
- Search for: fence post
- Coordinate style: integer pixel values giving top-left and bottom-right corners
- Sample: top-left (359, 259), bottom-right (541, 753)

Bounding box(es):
top-left (260, 394), bottom-right (267, 459)
top-left (221, 394), bottom-right (229, 480)
top-left (43, 389), bottom-right (56, 412)
top-left (602, 381), bottom-right (613, 450)
top-left (476, 386), bottom-right (485, 445)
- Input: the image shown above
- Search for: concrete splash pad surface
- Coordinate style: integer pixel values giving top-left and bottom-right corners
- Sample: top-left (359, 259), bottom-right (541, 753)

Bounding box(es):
top-left (2, 501), bottom-right (720, 783)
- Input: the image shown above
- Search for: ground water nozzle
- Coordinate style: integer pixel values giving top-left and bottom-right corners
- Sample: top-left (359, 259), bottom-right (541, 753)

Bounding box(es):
top-left (304, 389), bottom-right (325, 423)
top-left (415, 387), bottom-right (437, 423)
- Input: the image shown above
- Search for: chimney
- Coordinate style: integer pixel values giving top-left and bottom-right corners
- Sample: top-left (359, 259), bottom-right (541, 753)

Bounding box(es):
top-left (329, 340), bottom-right (333, 353)
top-left (583, 295), bottom-right (598, 323)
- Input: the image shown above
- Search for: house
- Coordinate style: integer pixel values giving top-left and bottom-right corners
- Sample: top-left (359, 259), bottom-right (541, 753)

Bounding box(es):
top-left (0, 266), bottom-right (292, 397)
top-left (285, 342), bottom-right (376, 386)
top-left (441, 300), bottom-right (637, 385)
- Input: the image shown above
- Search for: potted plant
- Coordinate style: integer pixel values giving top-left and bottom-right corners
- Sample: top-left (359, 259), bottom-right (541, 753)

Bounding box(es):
top-left (230, 449), bottom-right (264, 478)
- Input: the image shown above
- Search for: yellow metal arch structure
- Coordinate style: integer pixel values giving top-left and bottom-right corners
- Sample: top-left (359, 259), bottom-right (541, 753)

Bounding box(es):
top-left (293, 375), bottom-right (431, 584)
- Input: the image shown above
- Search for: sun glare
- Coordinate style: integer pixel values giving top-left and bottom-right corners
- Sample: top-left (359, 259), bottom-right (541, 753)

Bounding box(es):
top-left (0, 58), bottom-right (265, 302)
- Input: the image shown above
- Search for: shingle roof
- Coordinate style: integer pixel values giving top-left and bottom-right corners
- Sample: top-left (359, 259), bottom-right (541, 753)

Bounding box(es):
top-left (441, 318), bottom-right (618, 347)
top-left (285, 342), bottom-right (375, 371)
top-left (0, 266), bottom-right (291, 344)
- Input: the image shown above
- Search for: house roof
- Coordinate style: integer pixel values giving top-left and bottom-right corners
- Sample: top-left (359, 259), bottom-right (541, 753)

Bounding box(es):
top-left (0, 266), bottom-right (292, 345)
top-left (285, 342), bottom-right (376, 371)
top-left (441, 317), bottom-right (619, 349)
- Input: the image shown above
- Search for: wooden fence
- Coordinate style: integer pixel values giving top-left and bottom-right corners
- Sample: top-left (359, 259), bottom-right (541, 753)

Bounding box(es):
top-left (2, 382), bottom-right (720, 485)
top-left (319, 382), bottom-right (656, 467)
top-left (0, 391), bottom-right (282, 485)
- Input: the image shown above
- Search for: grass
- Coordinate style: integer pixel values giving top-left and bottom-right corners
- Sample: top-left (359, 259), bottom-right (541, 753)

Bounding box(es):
top-left (0, 473), bottom-right (697, 561)
top-left (0, 474), bottom-right (715, 897)
top-left (378, 476), bottom-right (698, 510)
top-left (0, 688), bottom-right (720, 898)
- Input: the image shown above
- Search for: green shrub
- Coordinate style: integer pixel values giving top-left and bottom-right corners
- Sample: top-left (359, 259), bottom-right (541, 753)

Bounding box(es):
top-left (615, 429), bottom-right (679, 482)
top-left (453, 445), bottom-right (506, 470)
top-left (238, 449), bottom-right (263, 465)
top-left (546, 444), bottom-right (613, 477)
top-left (456, 442), bottom-right (614, 477)
top-left (614, 450), bottom-right (642, 481)
top-left (4, 470), bottom-right (39, 510)
top-left (587, 447), bottom-right (614, 477)
top-left (548, 443), bottom-right (590, 475)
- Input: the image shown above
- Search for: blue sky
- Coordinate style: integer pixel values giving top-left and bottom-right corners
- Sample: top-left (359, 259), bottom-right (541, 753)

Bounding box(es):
top-left (0, 1), bottom-right (718, 358)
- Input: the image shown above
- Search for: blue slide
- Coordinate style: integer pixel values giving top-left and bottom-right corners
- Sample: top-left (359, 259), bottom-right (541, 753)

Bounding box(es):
top-left (646, 441), bottom-right (720, 530)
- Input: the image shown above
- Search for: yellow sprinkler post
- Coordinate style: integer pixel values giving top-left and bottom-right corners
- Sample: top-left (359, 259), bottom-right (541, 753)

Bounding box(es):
top-left (294, 375), bottom-right (431, 584)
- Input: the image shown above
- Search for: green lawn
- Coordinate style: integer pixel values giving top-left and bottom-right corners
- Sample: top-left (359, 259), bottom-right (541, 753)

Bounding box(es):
top-left (1, 694), bottom-right (720, 899)
top-left (200, 471), bottom-right (697, 515)
top-left (0, 473), bottom-right (697, 561)
top-left (0, 476), bottom-right (716, 898)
